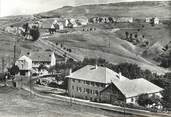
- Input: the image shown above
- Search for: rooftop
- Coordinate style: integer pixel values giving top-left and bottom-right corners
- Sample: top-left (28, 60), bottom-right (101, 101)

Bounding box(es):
top-left (66, 65), bottom-right (128, 83)
top-left (112, 78), bottom-right (164, 98)
top-left (20, 51), bottom-right (64, 62)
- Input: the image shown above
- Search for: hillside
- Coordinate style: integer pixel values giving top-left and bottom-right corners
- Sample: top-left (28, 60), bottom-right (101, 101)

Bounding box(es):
top-left (0, 1), bottom-right (171, 74)
top-left (36, 1), bottom-right (171, 19)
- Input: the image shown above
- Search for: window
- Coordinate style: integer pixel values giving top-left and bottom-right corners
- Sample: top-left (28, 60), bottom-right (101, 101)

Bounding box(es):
top-left (96, 83), bottom-right (100, 87)
top-left (79, 87), bottom-right (82, 92)
top-left (95, 90), bottom-right (98, 95)
top-left (86, 89), bottom-right (90, 94)
top-left (86, 81), bottom-right (90, 85)
top-left (78, 80), bottom-right (81, 83)
top-left (131, 98), bottom-right (134, 102)
top-left (90, 90), bottom-right (92, 94)
top-left (84, 88), bottom-right (86, 93)
top-left (72, 79), bottom-right (75, 82)
top-left (76, 87), bottom-right (79, 92)
top-left (72, 86), bottom-right (74, 90)
top-left (91, 82), bottom-right (95, 86)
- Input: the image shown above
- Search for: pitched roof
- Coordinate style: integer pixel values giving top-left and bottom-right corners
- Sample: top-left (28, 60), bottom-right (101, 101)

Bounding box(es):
top-left (19, 51), bottom-right (53, 62)
top-left (111, 78), bottom-right (164, 98)
top-left (66, 65), bottom-right (128, 83)
top-left (20, 51), bottom-right (65, 62)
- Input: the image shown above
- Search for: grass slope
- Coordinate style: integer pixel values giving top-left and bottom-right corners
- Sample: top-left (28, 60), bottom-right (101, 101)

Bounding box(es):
top-left (37, 1), bottom-right (171, 18)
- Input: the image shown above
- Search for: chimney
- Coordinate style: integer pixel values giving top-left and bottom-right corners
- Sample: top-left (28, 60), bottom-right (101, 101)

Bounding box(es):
top-left (69, 68), bottom-right (72, 75)
top-left (27, 52), bottom-right (31, 56)
top-left (95, 64), bottom-right (98, 69)
top-left (119, 72), bottom-right (122, 79)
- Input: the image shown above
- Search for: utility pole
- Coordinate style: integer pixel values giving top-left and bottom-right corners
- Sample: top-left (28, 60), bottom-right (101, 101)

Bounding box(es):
top-left (1, 57), bottom-right (4, 73)
top-left (2, 57), bottom-right (6, 86)
top-left (13, 42), bottom-right (16, 65)
top-left (124, 97), bottom-right (126, 117)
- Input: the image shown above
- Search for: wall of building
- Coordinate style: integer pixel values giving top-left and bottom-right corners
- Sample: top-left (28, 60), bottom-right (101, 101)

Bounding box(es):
top-left (68, 78), bottom-right (105, 102)
top-left (100, 83), bottom-right (125, 105)
top-left (126, 97), bottom-right (138, 104)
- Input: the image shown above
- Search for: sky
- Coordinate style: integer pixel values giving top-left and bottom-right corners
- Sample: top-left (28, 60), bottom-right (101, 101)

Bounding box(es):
top-left (0, 0), bottom-right (170, 17)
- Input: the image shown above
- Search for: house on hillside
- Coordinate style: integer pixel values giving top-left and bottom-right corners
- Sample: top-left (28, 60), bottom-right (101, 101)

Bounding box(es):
top-left (15, 55), bottom-right (32, 76)
top-left (70, 18), bottom-right (79, 27)
top-left (42, 19), bottom-right (65, 32)
top-left (76, 17), bottom-right (89, 26)
top-left (145, 17), bottom-right (159, 24)
top-left (66, 65), bottom-right (163, 105)
top-left (65, 19), bottom-right (74, 28)
top-left (5, 26), bottom-right (18, 35)
top-left (53, 20), bottom-right (64, 30)
top-left (16, 51), bottom-right (65, 76)
top-left (145, 17), bottom-right (151, 23)
top-left (116, 17), bottom-right (133, 23)
top-left (153, 17), bottom-right (160, 24)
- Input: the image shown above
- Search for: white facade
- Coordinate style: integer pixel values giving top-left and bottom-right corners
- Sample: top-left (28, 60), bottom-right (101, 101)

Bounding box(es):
top-left (50, 52), bottom-right (56, 66)
top-left (15, 55), bottom-right (32, 76)
top-left (145, 18), bottom-right (151, 23)
top-left (16, 55), bottom-right (32, 70)
top-left (70, 18), bottom-right (78, 27)
top-left (126, 92), bottom-right (163, 105)
top-left (154, 17), bottom-right (159, 24)
top-left (16, 52), bottom-right (57, 76)
top-left (65, 19), bottom-right (69, 27)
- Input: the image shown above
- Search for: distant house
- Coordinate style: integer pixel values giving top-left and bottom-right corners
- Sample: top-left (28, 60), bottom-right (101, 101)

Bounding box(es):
top-left (116, 17), bottom-right (133, 23)
top-left (53, 20), bottom-right (64, 30)
top-left (153, 17), bottom-right (160, 24)
top-left (70, 18), bottom-right (79, 27)
top-left (145, 17), bottom-right (159, 24)
top-left (15, 55), bottom-right (32, 76)
top-left (16, 51), bottom-right (65, 76)
top-left (145, 17), bottom-right (151, 23)
top-left (65, 19), bottom-right (73, 28)
top-left (76, 17), bottom-right (89, 26)
top-left (66, 65), bottom-right (163, 104)
top-left (5, 26), bottom-right (18, 34)
top-left (101, 17), bottom-right (110, 23)
top-left (42, 18), bottom-right (65, 30)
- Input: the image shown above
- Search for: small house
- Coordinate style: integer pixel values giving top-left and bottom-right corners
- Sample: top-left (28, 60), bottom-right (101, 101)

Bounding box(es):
top-left (16, 51), bottom-right (65, 76)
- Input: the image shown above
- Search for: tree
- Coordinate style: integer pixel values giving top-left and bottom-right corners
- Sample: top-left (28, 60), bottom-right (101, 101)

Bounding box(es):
top-left (113, 63), bottom-right (144, 79)
top-left (125, 32), bottom-right (129, 40)
top-left (29, 26), bottom-right (40, 41)
top-left (38, 64), bottom-right (47, 72)
top-left (108, 17), bottom-right (114, 23)
top-left (134, 33), bottom-right (138, 38)
top-left (129, 33), bottom-right (133, 42)
top-left (22, 23), bottom-right (29, 33)
top-left (138, 94), bottom-right (151, 106)
top-left (9, 65), bottom-right (19, 76)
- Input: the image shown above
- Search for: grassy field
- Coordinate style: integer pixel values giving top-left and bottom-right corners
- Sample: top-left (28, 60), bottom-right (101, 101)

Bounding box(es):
top-left (44, 25), bottom-right (168, 74)
top-left (0, 86), bottom-right (142, 117)
top-left (37, 1), bottom-right (171, 19)
top-left (0, 1), bottom-right (171, 74)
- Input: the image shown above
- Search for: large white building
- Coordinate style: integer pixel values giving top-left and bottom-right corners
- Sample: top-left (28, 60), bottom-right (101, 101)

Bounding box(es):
top-left (66, 65), bottom-right (164, 105)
